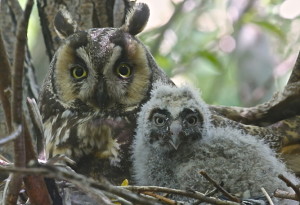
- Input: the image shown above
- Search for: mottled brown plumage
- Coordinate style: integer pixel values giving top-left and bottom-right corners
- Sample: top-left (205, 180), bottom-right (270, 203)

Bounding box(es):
top-left (38, 3), bottom-right (172, 184)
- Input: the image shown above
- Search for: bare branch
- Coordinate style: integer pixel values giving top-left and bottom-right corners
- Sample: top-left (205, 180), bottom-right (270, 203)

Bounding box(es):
top-left (261, 187), bottom-right (274, 205)
top-left (278, 174), bottom-right (300, 201)
top-left (63, 183), bottom-right (114, 205)
top-left (23, 120), bottom-right (52, 205)
top-left (0, 155), bottom-right (11, 165)
top-left (121, 186), bottom-right (240, 205)
top-left (199, 170), bottom-right (240, 203)
top-left (23, 175), bottom-right (52, 205)
top-left (5, 0), bottom-right (34, 204)
top-left (0, 125), bottom-right (21, 145)
top-left (143, 191), bottom-right (180, 205)
top-left (274, 189), bottom-right (299, 201)
top-left (0, 31), bottom-right (12, 132)
top-left (150, 0), bottom-right (186, 56)
top-left (46, 154), bottom-right (76, 165)
top-left (23, 120), bottom-right (37, 163)
top-left (0, 164), bottom-right (245, 205)
top-left (11, 0), bottom-right (33, 125)
top-left (210, 80), bottom-right (300, 127)
top-left (26, 97), bottom-right (45, 155)
top-left (102, 191), bottom-right (133, 205)
top-left (26, 98), bottom-right (44, 135)
top-left (0, 165), bottom-right (161, 205)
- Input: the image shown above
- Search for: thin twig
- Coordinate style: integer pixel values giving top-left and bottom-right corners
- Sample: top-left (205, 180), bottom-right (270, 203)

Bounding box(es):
top-left (278, 174), bottom-right (300, 201)
top-left (205, 188), bottom-right (218, 197)
top-left (0, 155), bottom-right (11, 165)
top-left (23, 120), bottom-right (37, 163)
top-left (0, 164), bottom-right (245, 205)
top-left (150, 0), bottom-right (186, 56)
top-left (0, 165), bottom-right (161, 205)
top-left (62, 182), bottom-right (114, 205)
top-left (143, 191), bottom-right (180, 205)
top-left (0, 125), bottom-right (21, 145)
top-left (274, 189), bottom-right (299, 201)
top-left (261, 187), bottom-right (274, 205)
top-left (0, 31), bottom-right (12, 132)
top-left (46, 154), bottom-right (76, 165)
top-left (121, 186), bottom-right (240, 205)
top-left (103, 191), bottom-right (133, 205)
top-left (199, 170), bottom-right (240, 203)
top-left (192, 189), bottom-right (219, 205)
top-left (26, 97), bottom-right (45, 154)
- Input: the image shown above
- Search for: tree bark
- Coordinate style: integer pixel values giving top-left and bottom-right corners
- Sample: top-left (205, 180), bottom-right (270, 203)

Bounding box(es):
top-left (37, 0), bottom-right (133, 60)
top-left (0, 0), bottom-right (39, 162)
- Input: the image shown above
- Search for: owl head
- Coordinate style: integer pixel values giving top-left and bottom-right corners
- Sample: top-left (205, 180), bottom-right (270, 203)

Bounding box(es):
top-left (39, 3), bottom-right (171, 120)
top-left (135, 83), bottom-right (211, 153)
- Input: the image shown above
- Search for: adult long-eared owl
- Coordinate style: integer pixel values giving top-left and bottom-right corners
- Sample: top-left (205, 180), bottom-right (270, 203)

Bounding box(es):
top-left (38, 3), bottom-right (172, 183)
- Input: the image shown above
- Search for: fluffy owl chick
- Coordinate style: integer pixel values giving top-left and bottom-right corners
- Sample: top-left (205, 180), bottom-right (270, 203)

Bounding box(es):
top-left (132, 83), bottom-right (298, 204)
top-left (39, 3), bottom-right (172, 183)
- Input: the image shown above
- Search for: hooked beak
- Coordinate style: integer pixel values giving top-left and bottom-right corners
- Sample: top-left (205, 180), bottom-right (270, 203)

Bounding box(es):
top-left (96, 77), bottom-right (110, 109)
top-left (168, 138), bottom-right (180, 150)
top-left (168, 120), bottom-right (182, 150)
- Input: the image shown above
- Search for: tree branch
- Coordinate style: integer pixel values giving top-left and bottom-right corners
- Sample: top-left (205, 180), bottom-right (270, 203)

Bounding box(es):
top-left (261, 187), bottom-right (274, 205)
top-left (0, 125), bottom-right (21, 145)
top-left (199, 170), bottom-right (240, 203)
top-left (0, 31), bottom-right (12, 132)
top-left (26, 97), bottom-right (45, 156)
top-left (278, 174), bottom-right (300, 201)
top-left (150, 0), bottom-right (186, 56)
top-left (23, 119), bottom-right (52, 205)
top-left (142, 191), bottom-right (180, 205)
top-left (122, 186), bottom-right (240, 205)
top-left (0, 165), bottom-right (160, 205)
top-left (5, 0), bottom-right (34, 204)
top-left (274, 189), bottom-right (299, 201)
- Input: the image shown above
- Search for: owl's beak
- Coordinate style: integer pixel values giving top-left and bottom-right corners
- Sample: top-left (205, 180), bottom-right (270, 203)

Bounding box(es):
top-left (169, 121), bottom-right (182, 150)
top-left (168, 138), bottom-right (180, 150)
top-left (96, 77), bottom-right (110, 109)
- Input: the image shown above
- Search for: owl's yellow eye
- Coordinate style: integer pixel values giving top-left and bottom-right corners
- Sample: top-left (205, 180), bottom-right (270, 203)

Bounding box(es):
top-left (116, 63), bottom-right (132, 78)
top-left (71, 66), bottom-right (87, 79)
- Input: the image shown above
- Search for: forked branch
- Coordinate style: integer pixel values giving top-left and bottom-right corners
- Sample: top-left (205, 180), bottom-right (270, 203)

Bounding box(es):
top-left (4, 0), bottom-right (34, 204)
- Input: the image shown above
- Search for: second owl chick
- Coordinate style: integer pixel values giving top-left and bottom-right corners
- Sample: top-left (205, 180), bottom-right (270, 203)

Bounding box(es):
top-left (132, 83), bottom-right (299, 204)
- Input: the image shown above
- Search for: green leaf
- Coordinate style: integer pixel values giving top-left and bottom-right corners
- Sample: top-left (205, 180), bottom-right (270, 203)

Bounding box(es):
top-left (197, 50), bottom-right (224, 72)
top-left (252, 20), bottom-right (286, 41)
top-left (155, 55), bottom-right (173, 75)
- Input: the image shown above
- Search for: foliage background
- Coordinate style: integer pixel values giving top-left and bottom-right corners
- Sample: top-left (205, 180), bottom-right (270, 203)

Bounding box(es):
top-left (24, 0), bottom-right (300, 107)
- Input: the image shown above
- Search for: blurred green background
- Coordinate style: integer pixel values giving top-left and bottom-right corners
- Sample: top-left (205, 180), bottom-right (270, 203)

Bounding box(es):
top-left (23, 0), bottom-right (300, 107)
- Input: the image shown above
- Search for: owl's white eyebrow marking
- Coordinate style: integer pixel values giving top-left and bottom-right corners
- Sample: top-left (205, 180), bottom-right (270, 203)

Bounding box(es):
top-left (76, 47), bottom-right (92, 70)
top-left (125, 105), bottom-right (138, 112)
top-left (62, 110), bottom-right (72, 118)
top-left (103, 45), bottom-right (122, 75)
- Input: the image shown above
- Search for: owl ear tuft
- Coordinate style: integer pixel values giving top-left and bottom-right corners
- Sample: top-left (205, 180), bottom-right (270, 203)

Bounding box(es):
top-left (54, 9), bottom-right (78, 39)
top-left (123, 3), bottom-right (150, 36)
